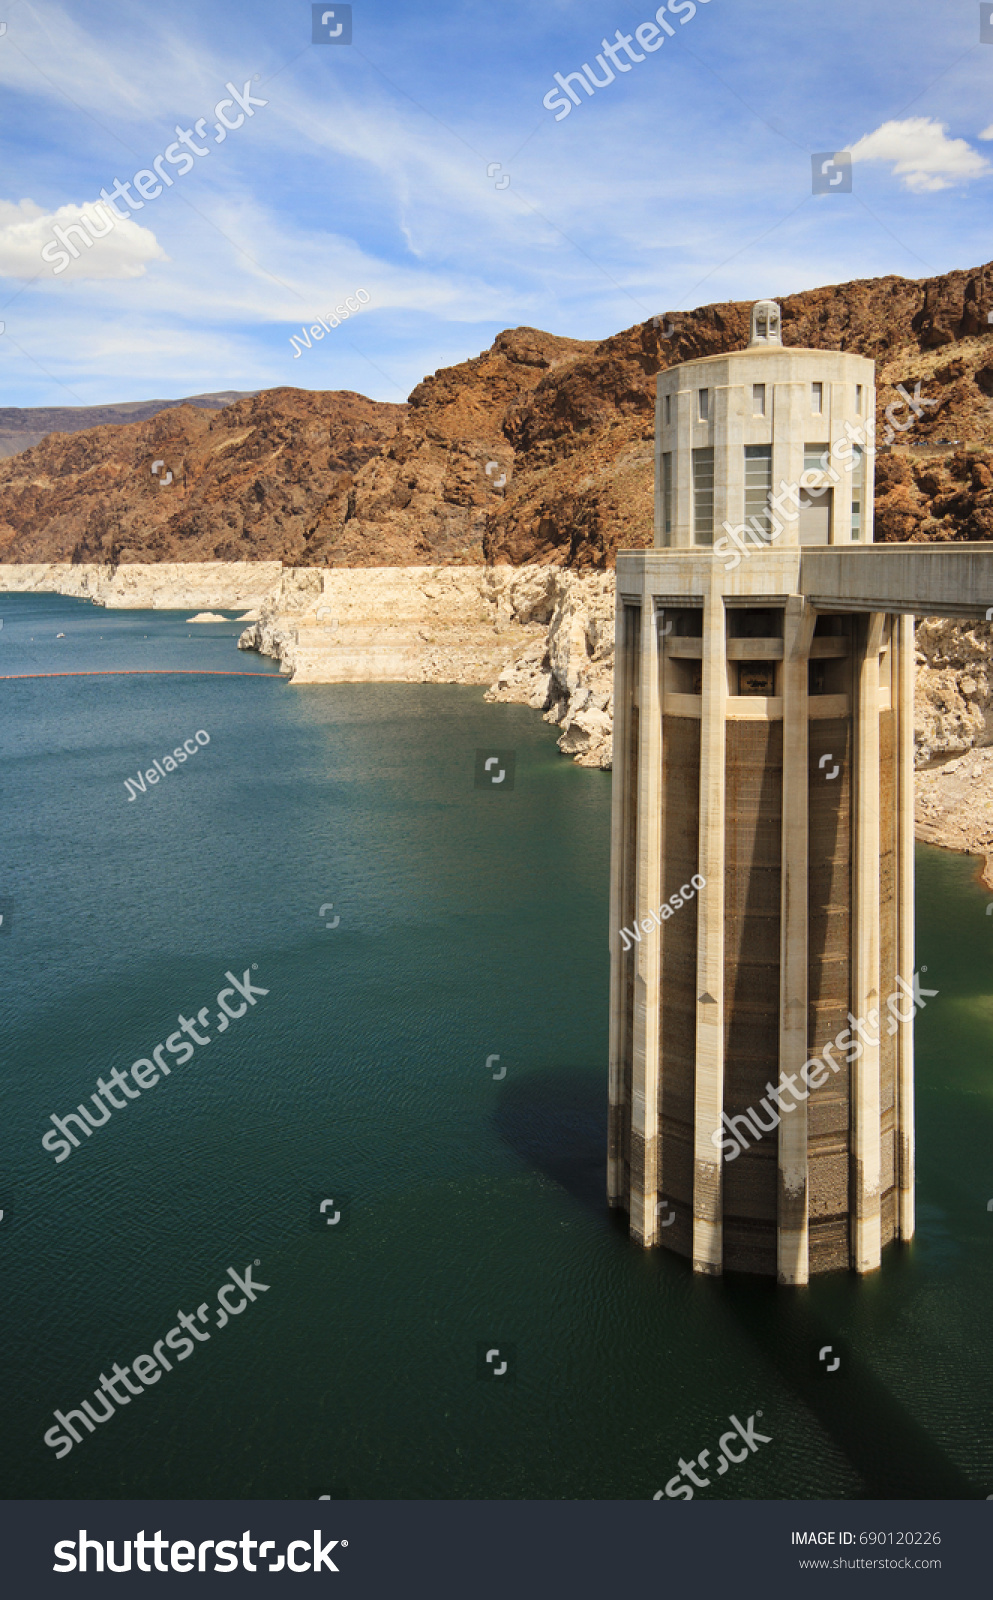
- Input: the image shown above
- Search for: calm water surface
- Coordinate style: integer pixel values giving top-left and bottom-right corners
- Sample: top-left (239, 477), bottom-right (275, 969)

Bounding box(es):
top-left (1, 591), bottom-right (991, 1499)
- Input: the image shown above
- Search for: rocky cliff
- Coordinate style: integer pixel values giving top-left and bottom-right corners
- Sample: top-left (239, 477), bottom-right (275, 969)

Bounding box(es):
top-left (6, 258), bottom-right (993, 571)
top-left (237, 564), bottom-right (616, 765)
top-left (0, 390), bottom-right (405, 566)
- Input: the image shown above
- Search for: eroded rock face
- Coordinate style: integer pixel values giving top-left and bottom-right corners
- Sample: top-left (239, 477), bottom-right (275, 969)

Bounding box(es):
top-left (235, 563), bottom-right (616, 765)
top-left (915, 618), bottom-right (993, 763)
top-left (914, 745), bottom-right (993, 884)
top-left (7, 259), bottom-right (993, 572)
top-left (0, 560), bottom-right (282, 609)
top-left (0, 391), bottom-right (405, 566)
top-left (311, 328), bottom-right (595, 568)
top-left (875, 445), bottom-right (993, 544)
top-left (484, 570), bottom-right (615, 766)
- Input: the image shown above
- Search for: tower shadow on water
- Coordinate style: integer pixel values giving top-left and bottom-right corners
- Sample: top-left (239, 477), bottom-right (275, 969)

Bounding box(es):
top-left (492, 1064), bottom-right (608, 1215)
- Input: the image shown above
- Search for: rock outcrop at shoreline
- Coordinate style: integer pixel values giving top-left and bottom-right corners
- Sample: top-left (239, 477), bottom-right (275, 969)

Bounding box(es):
top-left (913, 617), bottom-right (993, 880)
top-left (915, 617), bottom-right (993, 764)
top-left (237, 564), bottom-right (616, 767)
top-left (0, 560), bottom-right (281, 610)
top-left (0, 560), bottom-right (616, 767)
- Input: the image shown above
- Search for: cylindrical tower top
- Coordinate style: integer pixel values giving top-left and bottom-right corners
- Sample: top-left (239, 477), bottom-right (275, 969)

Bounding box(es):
top-left (654, 305), bottom-right (876, 555)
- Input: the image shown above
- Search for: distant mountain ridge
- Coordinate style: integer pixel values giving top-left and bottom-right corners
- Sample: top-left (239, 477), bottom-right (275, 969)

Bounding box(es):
top-left (0, 392), bottom-right (257, 459)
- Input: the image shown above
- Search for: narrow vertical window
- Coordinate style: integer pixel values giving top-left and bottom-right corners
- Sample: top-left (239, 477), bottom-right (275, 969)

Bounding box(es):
top-left (855, 383), bottom-right (863, 414)
top-left (812, 381), bottom-right (823, 414)
top-left (744, 445), bottom-right (773, 541)
top-left (664, 393), bottom-right (671, 426)
top-left (698, 388), bottom-right (709, 422)
top-left (752, 383), bottom-right (766, 417)
top-left (662, 451), bottom-right (673, 545)
top-left (850, 445), bottom-right (863, 540)
top-left (692, 447), bottom-right (714, 544)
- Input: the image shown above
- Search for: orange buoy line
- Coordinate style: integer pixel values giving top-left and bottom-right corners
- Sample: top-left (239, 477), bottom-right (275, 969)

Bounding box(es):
top-left (0, 669), bottom-right (282, 680)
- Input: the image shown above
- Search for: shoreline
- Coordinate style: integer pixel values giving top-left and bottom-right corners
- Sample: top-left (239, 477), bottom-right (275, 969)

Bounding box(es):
top-left (0, 559), bottom-right (615, 768)
top-left (7, 560), bottom-right (993, 867)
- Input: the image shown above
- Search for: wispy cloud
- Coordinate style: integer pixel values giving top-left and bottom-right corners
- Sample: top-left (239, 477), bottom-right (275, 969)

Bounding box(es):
top-left (1, 1), bottom-right (992, 405)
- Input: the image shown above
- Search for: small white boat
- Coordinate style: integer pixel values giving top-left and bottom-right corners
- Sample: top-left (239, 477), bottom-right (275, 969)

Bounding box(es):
top-left (56, 632), bottom-right (65, 638)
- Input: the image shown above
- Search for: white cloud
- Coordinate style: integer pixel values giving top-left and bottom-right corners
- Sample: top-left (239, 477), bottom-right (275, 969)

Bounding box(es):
top-left (850, 117), bottom-right (990, 192)
top-left (0, 198), bottom-right (167, 280)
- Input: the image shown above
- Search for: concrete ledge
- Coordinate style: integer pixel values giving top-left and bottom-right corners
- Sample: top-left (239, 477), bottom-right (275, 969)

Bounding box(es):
top-left (810, 638), bottom-right (851, 658)
top-left (727, 639), bottom-right (783, 659)
top-left (727, 695), bottom-right (783, 719)
top-left (663, 692), bottom-right (703, 716)
top-left (801, 543), bottom-right (993, 617)
top-left (808, 694), bottom-right (850, 718)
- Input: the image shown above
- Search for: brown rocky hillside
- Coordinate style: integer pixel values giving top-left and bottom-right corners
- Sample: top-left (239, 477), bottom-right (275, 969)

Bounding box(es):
top-left (0, 389), bottom-right (406, 565)
top-left (0, 391), bottom-right (256, 460)
top-left (4, 260), bottom-right (993, 568)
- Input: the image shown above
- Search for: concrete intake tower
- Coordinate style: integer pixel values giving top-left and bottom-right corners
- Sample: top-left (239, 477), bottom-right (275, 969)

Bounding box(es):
top-left (608, 300), bottom-right (990, 1284)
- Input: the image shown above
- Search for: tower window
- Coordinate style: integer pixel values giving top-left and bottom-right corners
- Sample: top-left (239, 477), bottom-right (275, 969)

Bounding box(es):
top-left (812, 381), bottom-right (823, 414)
top-left (692, 448), bottom-right (714, 544)
top-left (851, 445), bottom-right (864, 540)
top-left (728, 608), bottom-right (783, 639)
top-left (698, 388), bottom-right (709, 422)
top-left (664, 393), bottom-right (671, 425)
top-left (752, 383), bottom-right (766, 417)
top-left (804, 442), bottom-right (830, 473)
top-left (855, 384), bottom-right (863, 414)
top-left (662, 452), bottom-right (673, 544)
top-left (672, 658), bottom-right (703, 695)
top-left (744, 445), bottom-right (773, 541)
top-left (809, 657), bottom-right (848, 695)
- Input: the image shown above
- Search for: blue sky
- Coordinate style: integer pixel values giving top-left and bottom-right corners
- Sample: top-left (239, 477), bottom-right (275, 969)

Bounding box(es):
top-left (1, 0), bottom-right (993, 407)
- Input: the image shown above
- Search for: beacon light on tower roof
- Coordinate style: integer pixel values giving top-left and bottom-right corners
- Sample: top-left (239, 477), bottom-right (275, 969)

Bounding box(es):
top-left (608, 300), bottom-right (993, 1284)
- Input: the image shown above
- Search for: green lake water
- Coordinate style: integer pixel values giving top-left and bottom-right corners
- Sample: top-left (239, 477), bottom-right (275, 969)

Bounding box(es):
top-left (1, 591), bottom-right (990, 1499)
